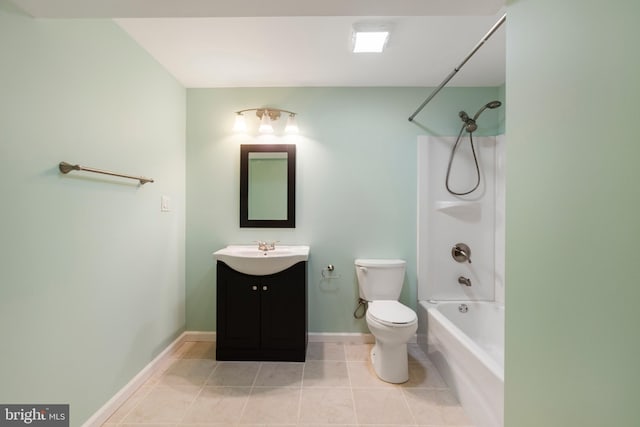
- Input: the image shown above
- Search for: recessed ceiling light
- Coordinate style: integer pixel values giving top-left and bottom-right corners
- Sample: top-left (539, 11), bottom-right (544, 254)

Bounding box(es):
top-left (352, 23), bottom-right (390, 53)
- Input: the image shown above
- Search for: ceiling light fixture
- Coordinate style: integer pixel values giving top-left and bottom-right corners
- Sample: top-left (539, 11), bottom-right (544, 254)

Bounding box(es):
top-left (233, 108), bottom-right (298, 134)
top-left (352, 23), bottom-right (391, 53)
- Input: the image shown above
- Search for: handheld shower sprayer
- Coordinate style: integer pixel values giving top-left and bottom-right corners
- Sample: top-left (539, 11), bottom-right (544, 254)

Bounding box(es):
top-left (472, 100), bottom-right (502, 121)
top-left (447, 100), bottom-right (503, 195)
top-left (458, 100), bottom-right (502, 134)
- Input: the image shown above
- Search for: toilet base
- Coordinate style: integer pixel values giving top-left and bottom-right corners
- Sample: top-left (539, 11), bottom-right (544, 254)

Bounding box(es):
top-left (370, 341), bottom-right (409, 384)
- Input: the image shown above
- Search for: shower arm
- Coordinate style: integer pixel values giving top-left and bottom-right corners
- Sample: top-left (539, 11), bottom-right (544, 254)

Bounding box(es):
top-left (408, 13), bottom-right (506, 122)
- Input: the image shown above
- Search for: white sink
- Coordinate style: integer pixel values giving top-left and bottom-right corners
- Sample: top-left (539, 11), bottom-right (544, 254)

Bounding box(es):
top-left (213, 245), bottom-right (310, 276)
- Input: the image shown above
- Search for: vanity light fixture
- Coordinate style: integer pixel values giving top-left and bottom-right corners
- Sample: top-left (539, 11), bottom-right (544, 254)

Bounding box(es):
top-left (233, 108), bottom-right (299, 134)
top-left (352, 23), bottom-right (391, 53)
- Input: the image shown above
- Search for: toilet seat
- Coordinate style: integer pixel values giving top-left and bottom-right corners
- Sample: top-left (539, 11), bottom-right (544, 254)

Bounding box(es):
top-left (368, 301), bottom-right (417, 327)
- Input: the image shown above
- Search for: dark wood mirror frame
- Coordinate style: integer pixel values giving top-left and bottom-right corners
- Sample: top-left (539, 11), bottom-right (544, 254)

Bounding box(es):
top-left (240, 144), bottom-right (296, 228)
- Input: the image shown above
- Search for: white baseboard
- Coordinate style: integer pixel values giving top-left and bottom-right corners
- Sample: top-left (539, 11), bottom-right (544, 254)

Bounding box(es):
top-left (308, 333), bottom-right (417, 344)
top-left (83, 330), bottom-right (379, 427)
top-left (182, 331), bottom-right (216, 342)
top-left (308, 332), bottom-right (374, 343)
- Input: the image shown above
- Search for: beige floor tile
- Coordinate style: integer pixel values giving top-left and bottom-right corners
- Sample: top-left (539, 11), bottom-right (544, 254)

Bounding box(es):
top-left (404, 388), bottom-right (472, 426)
top-left (306, 342), bottom-right (347, 360)
top-left (181, 386), bottom-right (250, 424)
top-left (344, 343), bottom-right (373, 361)
top-left (105, 385), bottom-right (154, 423)
top-left (171, 341), bottom-right (197, 358)
top-left (206, 361), bottom-right (261, 386)
top-left (158, 358), bottom-right (216, 387)
top-left (299, 425), bottom-right (357, 427)
top-left (121, 424), bottom-right (176, 427)
top-left (364, 425), bottom-right (418, 427)
top-left (180, 341), bottom-right (216, 359)
top-left (436, 389), bottom-right (473, 426)
top-left (302, 360), bottom-right (350, 387)
top-left (227, 425), bottom-right (297, 427)
top-left (254, 362), bottom-right (304, 387)
top-left (122, 385), bottom-right (200, 423)
top-left (103, 341), bottom-right (472, 427)
top-left (352, 388), bottom-right (414, 425)
top-left (239, 387), bottom-right (301, 424)
top-left (402, 361), bottom-right (448, 388)
top-left (146, 356), bottom-right (181, 385)
top-left (408, 343), bottom-right (430, 362)
top-left (403, 388), bottom-right (446, 425)
top-left (347, 361), bottom-right (397, 388)
top-left (298, 388), bottom-right (356, 424)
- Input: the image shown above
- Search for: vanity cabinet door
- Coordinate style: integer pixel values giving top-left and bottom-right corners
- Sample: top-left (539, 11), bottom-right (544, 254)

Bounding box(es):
top-left (216, 263), bottom-right (261, 351)
top-left (260, 262), bottom-right (306, 352)
top-left (216, 260), bottom-right (307, 361)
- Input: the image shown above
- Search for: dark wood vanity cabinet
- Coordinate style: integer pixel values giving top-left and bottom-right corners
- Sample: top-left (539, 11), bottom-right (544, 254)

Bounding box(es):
top-left (216, 261), bottom-right (307, 361)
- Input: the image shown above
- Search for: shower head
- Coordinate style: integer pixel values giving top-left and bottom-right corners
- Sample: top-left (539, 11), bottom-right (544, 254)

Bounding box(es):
top-left (458, 100), bottom-right (502, 133)
top-left (472, 100), bottom-right (502, 121)
top-left (459, 110), bottom-right (476, 132)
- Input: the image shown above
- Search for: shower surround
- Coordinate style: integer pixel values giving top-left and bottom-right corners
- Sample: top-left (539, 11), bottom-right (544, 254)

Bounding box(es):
top-left (417, 135), bottom-right (505, 427)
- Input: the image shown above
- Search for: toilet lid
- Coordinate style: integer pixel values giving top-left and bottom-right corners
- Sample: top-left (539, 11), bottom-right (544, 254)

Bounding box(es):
top-left (368, 301), bottom-right (417, 326)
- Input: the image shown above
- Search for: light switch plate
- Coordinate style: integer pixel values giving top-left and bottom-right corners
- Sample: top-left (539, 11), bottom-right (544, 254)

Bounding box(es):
top-left (161, 195), bottom-right (170, 212)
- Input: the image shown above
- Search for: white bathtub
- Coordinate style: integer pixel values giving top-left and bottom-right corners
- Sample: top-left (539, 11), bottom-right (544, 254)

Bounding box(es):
top-left (418, 301), bottom-right (504, 427)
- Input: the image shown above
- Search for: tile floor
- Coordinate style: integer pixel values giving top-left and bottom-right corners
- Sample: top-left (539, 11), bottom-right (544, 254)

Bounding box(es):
top-left (103, 341), bottom-right (473, 427)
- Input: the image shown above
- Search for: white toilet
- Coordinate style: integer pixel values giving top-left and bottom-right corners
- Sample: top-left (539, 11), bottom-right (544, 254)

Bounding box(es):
top-left (355, 258), bottom-right (418, 383)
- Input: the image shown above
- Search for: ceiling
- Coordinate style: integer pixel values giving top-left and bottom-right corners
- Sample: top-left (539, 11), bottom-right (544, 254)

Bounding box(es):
top-left (11, 0), bottom-right (506, 88)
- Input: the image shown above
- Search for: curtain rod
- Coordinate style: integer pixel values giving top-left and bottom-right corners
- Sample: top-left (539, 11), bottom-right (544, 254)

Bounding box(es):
top-left (408, 13), bottom-right (506, 122)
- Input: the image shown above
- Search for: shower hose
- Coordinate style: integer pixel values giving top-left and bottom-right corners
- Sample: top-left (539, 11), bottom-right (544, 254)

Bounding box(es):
top-left (445, 124), bottom-right (481, 196)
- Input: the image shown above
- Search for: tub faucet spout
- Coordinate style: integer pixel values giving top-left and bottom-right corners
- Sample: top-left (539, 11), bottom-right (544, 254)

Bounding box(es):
top-left (458, 276), bottom-right (472, 287)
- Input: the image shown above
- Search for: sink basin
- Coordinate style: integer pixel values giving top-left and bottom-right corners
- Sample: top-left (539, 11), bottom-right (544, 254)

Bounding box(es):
top-left (213, 245), bottom-right (310, 276)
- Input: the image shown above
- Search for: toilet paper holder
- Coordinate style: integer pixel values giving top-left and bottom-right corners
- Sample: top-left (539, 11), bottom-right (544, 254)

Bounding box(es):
top-left (321, 264), bottom-right (341, 279)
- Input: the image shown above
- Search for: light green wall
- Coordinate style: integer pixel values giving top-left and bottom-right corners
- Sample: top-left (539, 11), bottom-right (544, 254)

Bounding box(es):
top-left (0, 3), bottom-right (186, 426)
top-left (505, 0), bottom-right (640, 425)
top-left (186, 87), bottom-right (501, 332)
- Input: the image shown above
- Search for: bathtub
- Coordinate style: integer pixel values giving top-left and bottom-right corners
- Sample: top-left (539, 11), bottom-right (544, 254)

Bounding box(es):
top-left (417, 301), bottom-right (504, 427)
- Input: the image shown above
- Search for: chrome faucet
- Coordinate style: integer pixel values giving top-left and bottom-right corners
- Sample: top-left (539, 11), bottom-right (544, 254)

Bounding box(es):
top-left (256, 241), bottom-right (278, 251)
top-left (458, 276), bottom-right (472, 287)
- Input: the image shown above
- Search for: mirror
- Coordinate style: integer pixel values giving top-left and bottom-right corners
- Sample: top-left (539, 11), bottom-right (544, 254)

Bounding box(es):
top-left (240, 144), bottom-right (296, 228)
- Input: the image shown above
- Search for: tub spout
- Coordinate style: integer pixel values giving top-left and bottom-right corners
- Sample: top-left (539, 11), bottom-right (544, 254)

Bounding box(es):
top-left (458, 276), bottom-right (472, 287)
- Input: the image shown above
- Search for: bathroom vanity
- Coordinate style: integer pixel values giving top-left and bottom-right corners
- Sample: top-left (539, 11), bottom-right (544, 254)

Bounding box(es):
top-left (214, 245), bottom-right (309, 362)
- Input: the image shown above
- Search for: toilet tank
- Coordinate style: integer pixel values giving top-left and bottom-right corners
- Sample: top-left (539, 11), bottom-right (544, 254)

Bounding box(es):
top-left (355, 259), bottom-right (406, 301)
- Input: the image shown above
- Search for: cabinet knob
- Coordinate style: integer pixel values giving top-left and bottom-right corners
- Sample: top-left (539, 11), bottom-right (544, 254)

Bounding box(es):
top-left (262, 285), bottom-right (268, 291)
top-left (252, 285), bottom-right (258, 291)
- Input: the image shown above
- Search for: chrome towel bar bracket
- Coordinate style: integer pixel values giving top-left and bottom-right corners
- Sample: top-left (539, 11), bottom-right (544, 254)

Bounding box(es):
top-left (59, 161), bottom-right (154, 185)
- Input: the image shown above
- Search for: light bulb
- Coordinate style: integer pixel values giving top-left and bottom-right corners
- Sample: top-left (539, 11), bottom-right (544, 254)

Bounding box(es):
top-left (258, 110), bottom-right (274, 133)
top-left (232, 113), bottom-right (247, 132)
top-left (284, 114), bottom-right (299, 134)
